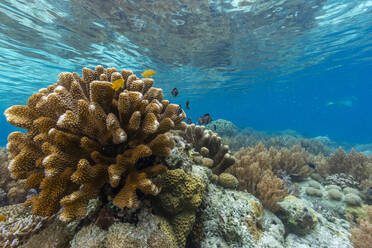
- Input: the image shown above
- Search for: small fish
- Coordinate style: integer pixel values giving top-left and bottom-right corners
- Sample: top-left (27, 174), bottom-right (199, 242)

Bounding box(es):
top-left (111, 78), bottom-right (124, 91)
top-left (0, 215), bottom-right (6, 222)
top-left (175, 105), bottom-right (183, 115)
top-left (186, 118), bottom-right (192, 124)
top-left (171, 88), bottom-right (179, 97)
top-left (213, 124), bottom-right (217, 131)
top-left (186, 100), bottom-right (190, 109)
top-left (198, 113), bottom-right (212, 125)
top-left (141, 69), bottom-right (156, 78)
top-left (307, 162), bottom-right (317, 170)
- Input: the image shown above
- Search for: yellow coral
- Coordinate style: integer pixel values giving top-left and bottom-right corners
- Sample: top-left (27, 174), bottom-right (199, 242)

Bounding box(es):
top-left (154, 169), bottom-right (205, 247)
top-left (4, 65), bottom-right (186, 221)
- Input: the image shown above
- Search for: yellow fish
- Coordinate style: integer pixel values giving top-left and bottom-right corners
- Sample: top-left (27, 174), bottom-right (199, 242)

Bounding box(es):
top-left (141, 69), bottom-right (156, 78)
top-left (111, 78), bottom-right (125, 91)
top-left (0, 215), bottom-right (6, 222)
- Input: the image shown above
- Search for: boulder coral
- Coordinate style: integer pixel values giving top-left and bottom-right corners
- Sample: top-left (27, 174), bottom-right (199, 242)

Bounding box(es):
top-left (4, 65), bottom-right (186, 221)
top-left (154, 168), bottom-right (205, 247)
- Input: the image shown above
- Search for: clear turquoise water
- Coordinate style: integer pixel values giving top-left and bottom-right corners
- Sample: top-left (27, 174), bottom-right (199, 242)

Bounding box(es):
top-left (0, 0), bottom-right (372, 146)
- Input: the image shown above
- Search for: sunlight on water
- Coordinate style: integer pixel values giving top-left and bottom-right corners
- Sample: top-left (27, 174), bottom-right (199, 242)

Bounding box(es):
top-left (0, 0), bottom-right (372, 144)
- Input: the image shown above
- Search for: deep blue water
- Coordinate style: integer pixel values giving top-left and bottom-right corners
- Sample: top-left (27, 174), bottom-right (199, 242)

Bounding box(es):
top-left (0, 0), bottom-right (372, 146)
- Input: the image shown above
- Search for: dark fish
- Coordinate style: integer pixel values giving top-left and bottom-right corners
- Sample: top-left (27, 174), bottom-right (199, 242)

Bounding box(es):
top-left (307, 162), bottom-right (317, 170)
top-left (186, 118), bottom-right (192, 124)
top-left (175, 105), bottom-right (183, 115)
top-left (198, 113), bottom-right (212, 125)
top-left (186, 99), bottom-right (190, 109)
top-left (171, 88), bottom-right (178, 97)
top-left (213, 124), bottom-right (217, 131)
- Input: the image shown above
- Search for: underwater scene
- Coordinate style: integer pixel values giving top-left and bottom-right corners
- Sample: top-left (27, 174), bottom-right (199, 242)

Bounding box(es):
top-left (1, 0), bottom-right (372, 247)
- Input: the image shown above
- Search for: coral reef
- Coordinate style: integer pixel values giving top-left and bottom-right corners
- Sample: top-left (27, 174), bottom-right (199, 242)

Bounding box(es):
top-left (327, 188), bottom-right (343, 201)
top-left (199, 179), bottom-right (267, 247)
top-left (228, 143), bottom-right (303, 211)
top-left (325, 173), bottom-right (360, 189)
top-left (230, 143), bottom-right (315, 184)
top-left (70, 208), bottom-right (177, 248)
top-left (318, 148), bottom-right (372, 188)
top-left (177, 124), bottom-right (235, 174)
top-left (20, 218), bottom-right (76, 248)
top-left (277, 196), bottom-right (318, 235)
top-left (217, 172), bottom-right (239, 189)
top-left (70, 223), bottom-right (107, 248)
top-left (257, 170), bottom-right (288, 212)
top-left (0, 148), bottom-right (27, 206)
top-left (4, 66), bottom-right (186, 221)
top-left (0, 204), bottom-right (49, 247)
top-left (344, 193), bottom-right (362, 207)
top-left (239, 128), bottom-right (334, 156)
top-left (305, 187), bottom-right (323, 197)
top-left (349, 205), bottom-right (372, 248)
top-left (205, 119), bottom-right (238, 137)
top-left (154, 168), bottom-right (205, 247)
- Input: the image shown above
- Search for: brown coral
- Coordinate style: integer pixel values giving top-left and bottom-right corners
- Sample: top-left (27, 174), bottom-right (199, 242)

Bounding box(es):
top-left (177, 124), bottom-right (235, 174)
top-left (4, 66), bottom-right (186, 221)
top-left (318, 147), bottom-right (372, 187)
top-left (228, 143), bottom-right (322, 211)
top-left (257, 170), bottom-right (288, 212)
top-left (0, 148), bottom-right (27, 205)
top-left (154, 169), bottom-right (205, 247)
top-left (349, 206), bottom-right (372, 248)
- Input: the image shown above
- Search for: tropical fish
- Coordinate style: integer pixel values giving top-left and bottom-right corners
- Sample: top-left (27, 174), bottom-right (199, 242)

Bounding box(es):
top-left (186, 118), bottom-right (192, 124)
top-left (186, 99), bottom-right (190, 109)
top-left (198, 113), bottom-right (212, 125)
top-left (171, 88), bottom-right (178, 97)
top-left (175, 105), bottom-right (183, 115)
top-left (111, 78), bottom-right (124, 91)
top-left (326, 97), bottom-right (357, 107)
top-left (213, 124), bottom-right (217, 131)
top-left (0, 215), bottom-right (6, 222)
top-left (306, 162), bottom-right (317, 170)
top-left (142, 69), bottom-right (156, 78)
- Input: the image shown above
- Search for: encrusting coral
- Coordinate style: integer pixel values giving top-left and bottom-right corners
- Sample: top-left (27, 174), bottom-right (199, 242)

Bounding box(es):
top-left (4, 65), bottom-right (186, 221)
top-left (153, 168), bottom-right (205, 247)
top-left (177, 124), bottom-right (235, 174)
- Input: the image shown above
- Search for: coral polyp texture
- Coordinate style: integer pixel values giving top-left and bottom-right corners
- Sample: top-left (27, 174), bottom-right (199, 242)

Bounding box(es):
top-left (4, 65), bottom-right (186, 221)
top-left (178, 124), bottom-right (235, 174)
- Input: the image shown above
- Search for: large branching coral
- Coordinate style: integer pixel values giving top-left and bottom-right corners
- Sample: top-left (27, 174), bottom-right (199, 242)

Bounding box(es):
top-left (4, 65), bottom-right (186, 221)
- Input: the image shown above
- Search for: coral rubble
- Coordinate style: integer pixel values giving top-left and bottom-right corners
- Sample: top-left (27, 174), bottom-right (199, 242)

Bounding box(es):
top-left (4, 66), bottom-right (186, 221)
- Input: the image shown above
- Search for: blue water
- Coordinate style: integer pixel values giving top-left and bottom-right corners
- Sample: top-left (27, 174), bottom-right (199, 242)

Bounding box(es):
top-left (0, 0), bottom-right (372, 146)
